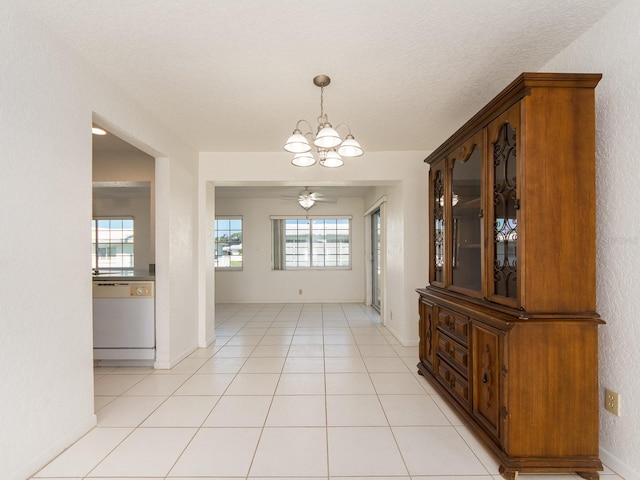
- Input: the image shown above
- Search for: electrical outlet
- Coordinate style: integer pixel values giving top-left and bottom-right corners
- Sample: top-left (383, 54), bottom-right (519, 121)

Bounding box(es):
top-left (298, 289), bottom-right (303, 295)
top-left (604, 388), bottom-right (620, 416)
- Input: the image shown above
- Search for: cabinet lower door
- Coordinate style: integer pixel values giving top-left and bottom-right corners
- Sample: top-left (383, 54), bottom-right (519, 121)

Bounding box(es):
top-left (418, 298), bottom-right (435, 371)
top-left (471, 323), bottom-right (502, 441)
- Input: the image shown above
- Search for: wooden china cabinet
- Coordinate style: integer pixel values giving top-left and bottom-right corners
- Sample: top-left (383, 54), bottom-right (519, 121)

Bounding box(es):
top-left (417, 72), bottom-right (604, 479)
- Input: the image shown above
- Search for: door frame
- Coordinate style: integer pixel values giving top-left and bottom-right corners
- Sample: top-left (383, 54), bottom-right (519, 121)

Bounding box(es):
top-left (364, 196), bottom-right (387, 323)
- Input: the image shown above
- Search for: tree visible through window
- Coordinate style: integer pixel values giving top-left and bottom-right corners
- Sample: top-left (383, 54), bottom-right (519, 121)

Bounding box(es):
top-left (92, 218), bottom-right (134, 269)
top-left (215, 217), bottom-right (243, 269)
top-left (272, 217), bottom-right (351, 269)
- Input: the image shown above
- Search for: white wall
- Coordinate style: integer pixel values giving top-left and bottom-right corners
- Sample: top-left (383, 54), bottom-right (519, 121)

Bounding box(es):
top-left (199, 151), bottom-right (428, 346)
top-left (543, 1), bottom-right (640, 478)
top-left (0, 4), bottom-right (199, 479)
top-left (155, 155), bottom-right (199, 368)
top-left (198, 181), bottom-right (217, 346)
top-left (215, 195), bottom-right (366, 303)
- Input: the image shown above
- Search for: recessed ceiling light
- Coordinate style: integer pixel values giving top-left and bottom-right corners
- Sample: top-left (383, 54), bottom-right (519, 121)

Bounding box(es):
top-left (92, 126), bottom-right (107, 135)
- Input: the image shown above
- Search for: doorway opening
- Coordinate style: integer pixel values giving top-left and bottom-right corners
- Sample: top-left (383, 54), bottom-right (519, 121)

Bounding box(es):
top-left (91, 122), bottom-right (158, 378)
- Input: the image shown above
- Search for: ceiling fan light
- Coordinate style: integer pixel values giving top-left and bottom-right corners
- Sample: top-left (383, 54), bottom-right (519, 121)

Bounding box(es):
top-left (337, 135), bottom-right (363, 157)
top-left (314, 125), bottom-right (342, 148)
top-left (284, 131), bottom-right (311, 153)
top-left (298, 196), bottom-right (315, 210)
top-left (320, 151), bottom-right (344, 168)
top-left (291, 152), bottom-right (316, 167)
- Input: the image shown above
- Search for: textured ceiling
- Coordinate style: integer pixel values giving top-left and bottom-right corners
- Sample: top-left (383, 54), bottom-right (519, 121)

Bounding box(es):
top-left (19, 0), bottom-right (621, 153)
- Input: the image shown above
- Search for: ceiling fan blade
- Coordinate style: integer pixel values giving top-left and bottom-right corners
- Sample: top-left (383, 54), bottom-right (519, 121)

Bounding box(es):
top-left (312, 197), bottom-right (337, 203)
top-left (308, 191), bottom-right (335, 200)
top-left (279, 187), bottom-right (337, 207)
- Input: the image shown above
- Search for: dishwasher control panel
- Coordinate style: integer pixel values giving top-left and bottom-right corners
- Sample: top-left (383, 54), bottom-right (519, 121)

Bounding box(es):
top-left (130, 285), bottom-right (152, 297)
top-left (93, 281), bottom-right (155, 298)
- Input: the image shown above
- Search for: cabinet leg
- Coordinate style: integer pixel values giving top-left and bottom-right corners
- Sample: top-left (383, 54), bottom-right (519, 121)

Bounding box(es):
top-left (577, 472), bottom-right (599, 480)
top-left (498, 465), bottom-right (518, 480)
top-left (417, 369), bottom-right (424, 376)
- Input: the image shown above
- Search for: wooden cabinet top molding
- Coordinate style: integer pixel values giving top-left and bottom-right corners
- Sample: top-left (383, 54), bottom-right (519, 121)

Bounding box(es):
top-left (424, 72), bottom-right (602, 165)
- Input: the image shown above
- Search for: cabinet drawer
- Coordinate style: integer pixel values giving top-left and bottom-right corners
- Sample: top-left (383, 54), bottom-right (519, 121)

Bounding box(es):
top-left (435, 356), bottom-right (470, 406)
top-left (436, 330), bottom-right (468, 374)
top-left (437, 308), bottom-right (469, 342)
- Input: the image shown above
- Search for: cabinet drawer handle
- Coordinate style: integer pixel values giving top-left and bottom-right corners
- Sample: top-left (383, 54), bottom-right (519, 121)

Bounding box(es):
top-left (449, 346), bottom-right (455, 358)
top-left (482, 373), bottom-right (488, 384)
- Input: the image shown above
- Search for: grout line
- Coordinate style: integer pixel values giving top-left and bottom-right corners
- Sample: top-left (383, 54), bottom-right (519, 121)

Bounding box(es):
top-left (84, 302), bottom-right (417, 480)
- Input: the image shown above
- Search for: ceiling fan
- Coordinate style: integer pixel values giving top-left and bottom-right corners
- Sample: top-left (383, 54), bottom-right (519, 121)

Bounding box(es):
top-left (281, 187), bottom-right (337, 211)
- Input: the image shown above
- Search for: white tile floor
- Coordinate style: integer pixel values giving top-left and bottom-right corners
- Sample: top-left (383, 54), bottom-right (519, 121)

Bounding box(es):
top-left (32, 303), bottom-right (624, 480)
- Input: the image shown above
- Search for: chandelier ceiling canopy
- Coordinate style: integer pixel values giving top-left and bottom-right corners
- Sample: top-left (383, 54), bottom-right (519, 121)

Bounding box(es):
top-left (284, 75), bottom-right (364, 168)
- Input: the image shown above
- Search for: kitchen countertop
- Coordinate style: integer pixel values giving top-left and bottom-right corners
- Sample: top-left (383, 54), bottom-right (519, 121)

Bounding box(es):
top-left (92, 269), bottom-right (155, 282)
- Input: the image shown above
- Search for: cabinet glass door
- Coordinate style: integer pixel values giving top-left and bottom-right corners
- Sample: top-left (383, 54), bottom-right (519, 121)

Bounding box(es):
top-left (451, 143), bottom-right (482, 294)
top-left (430, 163), bottom-right (446, 287)
top-left (490, 114), bottom-right (518, 302)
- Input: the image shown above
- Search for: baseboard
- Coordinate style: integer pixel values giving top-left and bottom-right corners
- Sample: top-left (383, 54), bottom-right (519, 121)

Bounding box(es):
top-left (16, 414), bottom-right (97, 480)
top-left (600, 446), bottom-right (640, 480)
top-left (154, 344), bottom-right (197, 369)
top-left (217, 299), bottom-right (365, 304)
top-left (384, 322), bottom-right (419, 347)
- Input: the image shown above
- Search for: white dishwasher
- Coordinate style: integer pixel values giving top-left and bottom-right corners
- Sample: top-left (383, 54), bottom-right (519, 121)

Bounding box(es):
top-left (93, 281), bottom-right (155, 366)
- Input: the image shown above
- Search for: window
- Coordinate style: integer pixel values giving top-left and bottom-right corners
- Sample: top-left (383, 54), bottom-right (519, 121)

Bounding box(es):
top-left (272, 217), bottom-right (351, 269)
top-left (92, 218), bottom-right (134, 269)
top-left (215, 217), bottom-right (243, 269)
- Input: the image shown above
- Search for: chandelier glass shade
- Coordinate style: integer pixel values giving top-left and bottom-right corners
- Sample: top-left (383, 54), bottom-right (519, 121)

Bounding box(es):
top-left (320, 150), bottom-right (343, 168)
top-left (292, 152), bottom-right (316, 167)
top-left (285, 75), bottom-right (363, 168)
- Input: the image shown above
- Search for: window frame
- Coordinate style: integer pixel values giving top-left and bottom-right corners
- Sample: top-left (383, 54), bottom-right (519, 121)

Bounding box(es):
top-left (91, 216), bottom-right (135, 270)
top-left (272, 216), bottom-right (352, 270)
top-left (214, 216), bottom-right (243, 271)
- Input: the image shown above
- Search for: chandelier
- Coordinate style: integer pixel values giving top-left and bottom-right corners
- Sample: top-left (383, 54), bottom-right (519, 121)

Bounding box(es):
top-left (284, 75), bottom-right (364, 168)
